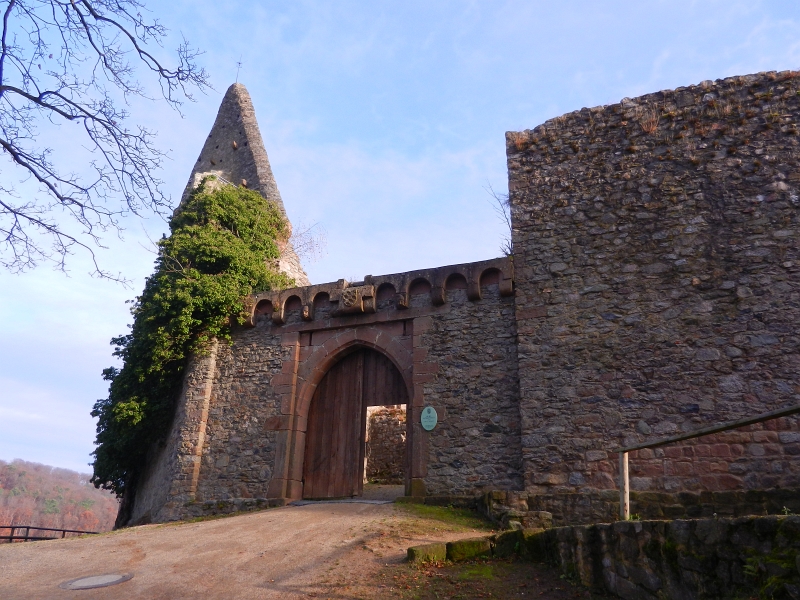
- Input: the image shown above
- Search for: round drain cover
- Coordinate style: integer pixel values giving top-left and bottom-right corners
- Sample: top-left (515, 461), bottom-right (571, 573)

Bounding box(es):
top-left (59, 573), bottom-right (133, 590)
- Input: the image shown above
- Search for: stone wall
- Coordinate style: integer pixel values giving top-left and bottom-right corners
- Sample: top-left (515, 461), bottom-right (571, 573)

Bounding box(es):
top-left (124, 258), bottom-right (521, 522)
top-left (528, 515), bottom-right (800, 599)
top-left (193, 327), bottom-right (288, 502)
top-left (366, 406), bottom-right (406, 484)
top-left (421, 284), bottom-right (524, 495)
top-left (508, 70), bottom-right (800, 511)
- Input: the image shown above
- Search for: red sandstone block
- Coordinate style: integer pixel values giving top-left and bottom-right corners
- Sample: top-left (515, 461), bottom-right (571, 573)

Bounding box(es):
top-left (281, 361), bottom-right (298, 374)
top-left (271, 373), bottom-right (295, 387)
top-left (683, 447), bottom-right (695, 457)
top-left (321, 337), bottom-right (340, 355)
top-left (639, 464), bottom-right (666, 477)
top-left (763, 443), bottom-right (782, 455)
top-left (413, 348), bottom-right (429, 362)
top-left (637, 448), bottom-right (655, 460)
top-left (273, 385), bottom-right (294, 397)
top-left (310, 329), bottom-right (336, 347)
top-left (413, 315), bottom-right (433, 333)
top-left (731, 444), bottom-right (745, 456)
top-left (716, 474), bottom-right (744, 490)
top-left (337, 328), bottom-right (358, 345)
top-left (710, 461), bottom-right (729, 473)
top-left (387, 340), bottom-right (411, 363)
top-left (413, 373), bottom-right (436, 384)
top-left (415, 361), bottom-right (440, 374)
top-left (711, 444), bottom-right (731, 457)
top-left (693, 461), bottom-right (711, 475)
top-left (753, 431), bottom-right (779, 443)
top-left (765, 420), bottom-right (779, 431)
top-left (280, 331), bottom-right (300, 346)
top-left (263, 415), bottom-right (290, 431)
top-left (664, 447), bottom-right (683, 458)
top-left (717, 432), bottom-right (750, 444)
top-left (694, 444), bottom-right (711, 457)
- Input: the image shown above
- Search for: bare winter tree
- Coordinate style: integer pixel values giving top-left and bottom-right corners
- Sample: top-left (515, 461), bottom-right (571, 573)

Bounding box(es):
top-left (0, 0), bottom-right (209, 277)
top-left (485, 183), bottom-right (513, 256)
top-left (289, 220), bottom-right (327, 266)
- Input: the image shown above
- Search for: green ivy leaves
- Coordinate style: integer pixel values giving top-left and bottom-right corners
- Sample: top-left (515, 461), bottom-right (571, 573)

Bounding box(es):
top-left (91, 179), bottom-right (291, 497)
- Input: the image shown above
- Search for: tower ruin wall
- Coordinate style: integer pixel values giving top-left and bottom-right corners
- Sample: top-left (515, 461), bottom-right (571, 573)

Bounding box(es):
top-left (509, 70), bottom-right (800, 523)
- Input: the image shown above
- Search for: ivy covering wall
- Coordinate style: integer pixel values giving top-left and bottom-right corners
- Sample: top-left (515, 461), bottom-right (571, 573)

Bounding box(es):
top-left (91, 179), bottom-right (291, 497)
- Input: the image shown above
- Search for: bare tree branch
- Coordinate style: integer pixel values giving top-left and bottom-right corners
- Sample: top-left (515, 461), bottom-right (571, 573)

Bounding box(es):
top-left (289, 221), bottom-right (327, 266)
top-left (0, 0), bottom-right (210, 277)
top-left (484, 182), bottom-right (513, 257)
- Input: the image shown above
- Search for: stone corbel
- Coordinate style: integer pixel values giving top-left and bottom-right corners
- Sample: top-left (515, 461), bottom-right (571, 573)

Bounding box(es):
top-left (467, 266), bottom-right (482, 301)
top-left (302, 304), bottom-right (314, 321)
top-left (431, 276), bottom-right (446, 306)
top-left (499, 262), bottom-right (514, 297)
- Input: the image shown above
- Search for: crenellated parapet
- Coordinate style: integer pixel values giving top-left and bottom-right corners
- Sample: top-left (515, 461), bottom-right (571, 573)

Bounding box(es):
top-left (247, 256), bottom-right (513, 326)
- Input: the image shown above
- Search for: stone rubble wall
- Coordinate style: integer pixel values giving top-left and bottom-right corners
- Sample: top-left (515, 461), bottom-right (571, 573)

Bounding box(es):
top-left (193, 327), bottom-right (288, 503)
top-left (484, 487), bottom-right (800, 529)
top-left (420, 284), bottom-right (524, 495)
top-left (528, 515), bottom-right (800, 600)
top-left (508, 70), bottom-right (800, 509)
top-left (365, 406), bottom-right (406, 484)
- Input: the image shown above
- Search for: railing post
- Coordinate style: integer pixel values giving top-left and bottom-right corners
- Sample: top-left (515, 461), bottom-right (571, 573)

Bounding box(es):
top-left (619, 451), bottom-right (630, 520)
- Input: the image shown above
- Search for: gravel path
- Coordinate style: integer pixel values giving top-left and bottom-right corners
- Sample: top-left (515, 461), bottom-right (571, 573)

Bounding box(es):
top-left (0, 502), bottom-right (476, 600)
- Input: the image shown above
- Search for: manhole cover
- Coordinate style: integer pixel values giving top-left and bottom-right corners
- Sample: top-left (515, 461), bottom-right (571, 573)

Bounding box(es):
top-left (59, 573), bottom-right (133, 590)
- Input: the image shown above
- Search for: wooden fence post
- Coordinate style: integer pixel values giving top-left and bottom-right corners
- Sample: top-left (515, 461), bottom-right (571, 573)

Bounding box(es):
top-left (619, 451), bottom-right (629, 520)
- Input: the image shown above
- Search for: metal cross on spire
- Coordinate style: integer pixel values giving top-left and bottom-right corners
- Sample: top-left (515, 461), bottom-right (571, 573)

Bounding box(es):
top-left (235, 55), bottom-right (243, 83)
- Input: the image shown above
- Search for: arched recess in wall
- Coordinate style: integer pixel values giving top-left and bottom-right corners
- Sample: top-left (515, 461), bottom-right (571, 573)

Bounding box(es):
top-left (254, 299), bottom-right (273, 325)
top-left (284, 295), bottom-right (303, 312)
top-left (408, 277), bottom-right (432, 308)
top-left (376, 283), bottom-right (397, 309)
top-left (479, 268), bottom-right (501, 289)
top-left (312, 292), bottom-right (330, 308)
top-left (409, 277), bottom-right (432, 295)
top-left (445, 272), bottom-right (468, 302)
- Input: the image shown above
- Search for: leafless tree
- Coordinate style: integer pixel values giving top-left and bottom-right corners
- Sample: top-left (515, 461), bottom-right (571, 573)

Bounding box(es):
top-left (485, 183), bottom-right (513, 256)
top-left (0, 0), bottom-right (209, 278)
top-left (290, 220), bottom-right (327, 266)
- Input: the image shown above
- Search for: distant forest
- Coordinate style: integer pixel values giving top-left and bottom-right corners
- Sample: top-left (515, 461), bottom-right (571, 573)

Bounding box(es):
top-left (0, 460), bottom-right (119, 532)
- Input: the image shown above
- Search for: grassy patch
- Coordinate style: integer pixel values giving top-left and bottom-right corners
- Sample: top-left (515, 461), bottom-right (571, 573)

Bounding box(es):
top-left (395, 504), bottom-right (494, 533)
top-left (459, 563), bottom-right (495, 581)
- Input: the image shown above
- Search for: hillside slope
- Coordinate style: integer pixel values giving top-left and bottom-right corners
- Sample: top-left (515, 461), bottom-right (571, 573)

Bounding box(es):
top-left (0, 459), bottom-right (118, 532)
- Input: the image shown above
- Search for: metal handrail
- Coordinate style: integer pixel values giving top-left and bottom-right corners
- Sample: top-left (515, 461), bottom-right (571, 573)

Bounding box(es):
top-left (0, 524), bottom-right (100, 543)
top-left (614, 404), bottom-right (800, 520)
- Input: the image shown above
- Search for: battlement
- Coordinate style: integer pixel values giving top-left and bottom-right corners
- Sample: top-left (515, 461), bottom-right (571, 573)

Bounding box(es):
top-left (247, 256), bottom-right (513, 326)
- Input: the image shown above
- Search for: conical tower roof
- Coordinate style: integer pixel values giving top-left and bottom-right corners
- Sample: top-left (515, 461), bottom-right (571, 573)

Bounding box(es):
top-left (182, 83), bottom-right (310, 287)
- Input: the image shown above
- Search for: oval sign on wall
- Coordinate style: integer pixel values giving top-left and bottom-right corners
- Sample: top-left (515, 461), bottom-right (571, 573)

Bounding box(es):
top-left (420, 406), bottom-right (438, 431)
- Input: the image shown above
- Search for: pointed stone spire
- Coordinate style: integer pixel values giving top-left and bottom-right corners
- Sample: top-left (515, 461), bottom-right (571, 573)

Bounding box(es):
top-left (183, 83), bottom-right (310, 287)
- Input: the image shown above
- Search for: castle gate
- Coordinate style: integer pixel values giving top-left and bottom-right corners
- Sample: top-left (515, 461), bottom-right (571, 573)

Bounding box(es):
top-left (303, 347), bottom-right (408, 498)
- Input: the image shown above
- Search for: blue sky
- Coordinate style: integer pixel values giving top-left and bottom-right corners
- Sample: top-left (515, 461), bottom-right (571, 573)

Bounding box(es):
top-left (1, 0), bottom-right (799, 473)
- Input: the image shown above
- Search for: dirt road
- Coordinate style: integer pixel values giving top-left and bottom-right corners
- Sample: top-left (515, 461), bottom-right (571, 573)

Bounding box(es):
top-left (0, 501), bottom-right (486, 599)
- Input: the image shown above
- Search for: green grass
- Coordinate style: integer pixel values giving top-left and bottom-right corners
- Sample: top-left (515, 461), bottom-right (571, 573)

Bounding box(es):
top-left (459, 564), bottom-right (495, 580)
top-left (395, 504), bottom-right (494, 532)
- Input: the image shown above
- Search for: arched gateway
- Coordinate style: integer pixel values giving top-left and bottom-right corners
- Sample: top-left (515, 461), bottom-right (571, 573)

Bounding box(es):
top-left (303, 347), bottom-right (408, 498)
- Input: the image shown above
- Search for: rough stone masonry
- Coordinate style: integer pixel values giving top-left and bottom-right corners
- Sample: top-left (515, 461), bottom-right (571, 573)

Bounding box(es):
top-left (123, 71), bottom-right (799, 527)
